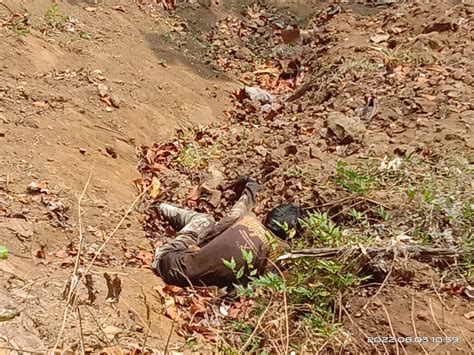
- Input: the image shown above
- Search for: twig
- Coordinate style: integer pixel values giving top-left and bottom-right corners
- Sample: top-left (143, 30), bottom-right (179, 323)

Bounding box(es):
top-left (410, 296), bottom-right (429, 355)
top-left (302, 196), bottom-right (356, 210)
top-left (0, 1), bottom-right (15, 15)
top-left (448, 307), bottom-right (474, 351)
top-left (341, 305), bottom-right (383, 355)
top-left (270, 260), bottom-right (290, 354)
top-left (77, 306), bottom-right (85, 355)
top-left (331, 200), bottom-right (366, 219)
top-left (164, 319), bottom-right (175, 355)
top-left (381, 302), bottom-right (400, 355)
top-left (0, 346), bottom-right (46, 354)
top-left (430, 277), bottom-right (451, 311)
top-left (239, 297), bottom-right (273, 353)
top-left (52, 165), bottom-right (94, 354)
top-left (428, 300), bottom-right (447, 337)
top-left (82, 305), bottom-right (111, 347)
top-left (120, 296), bottom-right (152, 334)
top-left (81, 188), bottom-right (148, 278)
top-left (278, 245), bottom-right (463, 261)
top-left (361, 253), bottom-right (395, 313)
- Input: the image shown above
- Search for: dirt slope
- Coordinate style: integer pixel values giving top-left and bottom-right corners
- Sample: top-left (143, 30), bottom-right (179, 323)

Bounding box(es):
top-left (0, 0), bottom-right (472, 353)
top-left (0, 0), bottom-right (235, 352)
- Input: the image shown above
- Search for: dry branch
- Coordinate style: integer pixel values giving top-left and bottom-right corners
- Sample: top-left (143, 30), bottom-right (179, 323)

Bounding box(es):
top-left (278, 245), bottom-right (464, 262)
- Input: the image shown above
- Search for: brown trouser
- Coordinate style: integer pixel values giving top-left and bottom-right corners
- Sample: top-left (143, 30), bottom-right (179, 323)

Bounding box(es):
top-left (151, 182), bottom-right (263, 287)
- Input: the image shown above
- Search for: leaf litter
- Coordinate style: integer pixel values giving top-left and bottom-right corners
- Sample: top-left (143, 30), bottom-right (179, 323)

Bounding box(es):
top-left (137, 1), bottom-right (474, 352)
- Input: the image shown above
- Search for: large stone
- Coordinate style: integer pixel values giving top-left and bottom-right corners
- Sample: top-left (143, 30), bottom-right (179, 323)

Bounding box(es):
top-left (201, 164), bottom-right (224, 192)
top-left (326, 112), bottom-right (366, 145)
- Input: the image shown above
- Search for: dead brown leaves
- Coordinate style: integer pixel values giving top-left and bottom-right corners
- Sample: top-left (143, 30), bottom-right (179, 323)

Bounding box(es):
top-left (153, 284), bottom-right (257, 343)
top-left (104, 273), bottom-right (122, 303)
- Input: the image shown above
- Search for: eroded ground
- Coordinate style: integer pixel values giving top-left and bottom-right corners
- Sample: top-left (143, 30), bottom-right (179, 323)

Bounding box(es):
top-left (0, 0), bottom-right (473, 353)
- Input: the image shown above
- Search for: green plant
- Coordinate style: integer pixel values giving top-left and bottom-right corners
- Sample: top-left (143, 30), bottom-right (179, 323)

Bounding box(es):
top-left (45, 4), bottom-right (69, 28)
top-left (219, 211), bottom-right (370, 351)
top-left (349, 208), bottom-right (364, 222)
top-left (158, 59), bottom-right (168, 67)
top-left (287, 165), bottom-right (308, 179)
top-left (335, 162), bottom-right (376, 194)
top-left (299, 212), bottom-right (343, 247)
top-left (406, 185), bottom-right (416, 201)
top-left (376, 46), bottom-right (411, 62)
top-left (0, 245), bottom-right (8, 259)
top-left (421, 186), bottom-right (435, 204)
top-left (11, 18), bottom-right (29, 37)
top-left (376, 206), bottom-right (391, 221)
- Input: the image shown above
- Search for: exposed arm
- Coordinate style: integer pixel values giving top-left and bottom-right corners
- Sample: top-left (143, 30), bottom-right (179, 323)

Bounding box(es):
top-left (197, 177), bottom-right (260, 246)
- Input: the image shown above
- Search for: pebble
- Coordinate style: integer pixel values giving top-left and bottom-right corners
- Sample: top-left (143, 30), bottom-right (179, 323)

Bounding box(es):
top-left (110, 94), bottom-right (121, 108)
top-left (97, 84), bottom-right (108, 97)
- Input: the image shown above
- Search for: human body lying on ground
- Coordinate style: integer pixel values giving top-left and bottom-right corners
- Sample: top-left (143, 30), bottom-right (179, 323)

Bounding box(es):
top-left (149, 177), bottom-right (303, 288)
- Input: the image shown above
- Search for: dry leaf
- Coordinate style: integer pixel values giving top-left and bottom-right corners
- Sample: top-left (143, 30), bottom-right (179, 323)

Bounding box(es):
top-left (187, 185), bottom-right (202, 202)
top-left (281, 28), bottom-right (301, 44)
top-left (164, 296), bottom-right (178, 320)
top-left (190, 299), bottom-right (207, 317)
top-left (420, 94), bottom-right (437, 101)
top-left (27, 181), bottom-right (48, 193)
top-left (104, 273), bottom-right (122, 303)
top-left (34, 245), bottom-right (47, 259)
top-left (149, 176), bottom-right (162, 198)
top-left (154, 285), bottom-right (167, 300)
top-left (424, 64), bottom-right (449, 76)
top-left (133, 178), bottom-right (146, 193)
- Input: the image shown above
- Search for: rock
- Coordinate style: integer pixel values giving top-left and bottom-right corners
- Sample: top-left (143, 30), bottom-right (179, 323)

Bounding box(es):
top-left (201, 165), bottom-right (224, 192)
top-left (0, 289), bottom-right (18, 321)
top-left (243, 87), bottom-right (275, 104)
top-left (269, 147), bottom-right (285, 161)
top-left (0, 218), bottom-right (35, 240)
top-left (97, 84), bottom-right (108, 97)
top-left (105, 107), bottom-right (113, 112)
top-left (207, 190), bottom-right (222, 208)
top-left (370, 34), bottom-right (390, 43)
top-left (104, 325), bottom-right (122, 340)
top-left (326, 112), bottom-right (366, 145)
top-left (416, 312), bottom-right (429, 321)
top-left (309, 144), bottom-right (321, 159)
top-left (234, 47), bottom-right (253, 61)
top-left (110, 94), bottom-right (121, 108)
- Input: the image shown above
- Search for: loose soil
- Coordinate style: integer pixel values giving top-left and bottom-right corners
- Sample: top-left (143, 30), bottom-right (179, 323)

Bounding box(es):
top-left (0, 0), bottom-right (472, 353)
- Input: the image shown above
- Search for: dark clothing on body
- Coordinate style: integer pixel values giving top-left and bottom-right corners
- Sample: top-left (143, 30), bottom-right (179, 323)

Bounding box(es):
top-left (151, 181), bottom-right (288, 287)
